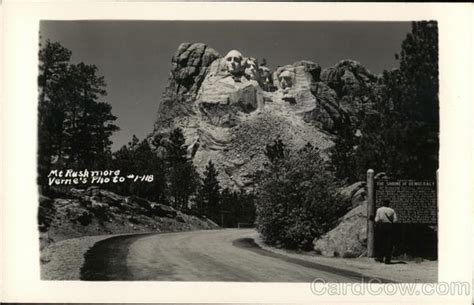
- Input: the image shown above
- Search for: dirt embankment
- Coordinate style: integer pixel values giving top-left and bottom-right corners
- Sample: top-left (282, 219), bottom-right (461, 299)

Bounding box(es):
top-left (39, 187), bottom-right (219, 279)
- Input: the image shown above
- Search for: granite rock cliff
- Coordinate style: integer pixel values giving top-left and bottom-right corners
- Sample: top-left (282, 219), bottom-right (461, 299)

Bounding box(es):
top-left (150, 43), bottom-right (379, 190)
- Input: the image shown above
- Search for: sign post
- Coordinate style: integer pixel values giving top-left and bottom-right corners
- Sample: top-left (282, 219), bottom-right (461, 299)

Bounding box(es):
top-left (367, 169), bottom-right (375, 257)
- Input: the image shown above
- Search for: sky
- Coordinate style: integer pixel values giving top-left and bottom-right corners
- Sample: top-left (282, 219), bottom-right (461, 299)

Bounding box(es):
top-left (40, 21), bottom-right (411, 151)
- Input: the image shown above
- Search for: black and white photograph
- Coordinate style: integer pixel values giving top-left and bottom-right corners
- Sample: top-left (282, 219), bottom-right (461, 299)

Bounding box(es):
top-left (2, 2), bottom-right (474, 304)
top-left (36, 20), bottom-right (440, 283)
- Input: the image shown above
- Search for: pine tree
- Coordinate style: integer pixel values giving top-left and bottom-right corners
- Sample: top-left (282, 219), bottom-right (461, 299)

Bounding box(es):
top-left (37, 40), bottom-right (119, 192)
top-left (354, 21), bottom-right (439, 180)
top-left (110, 136), bottom-right (168, 203)
top-left (38, 40), bottom-right (72, 192)
top-left (61, 62), bottom-right (119, 168)
top-left (331, 118), bottom-right (358, 182)
top-left (166, 128), bottom-right (198, 210)
top-left (166, 128), bottom-right (187, 164)
top-left (220, 188), bottom-right (256, 228)
top-left (196, 160), bottom-right (221, 223)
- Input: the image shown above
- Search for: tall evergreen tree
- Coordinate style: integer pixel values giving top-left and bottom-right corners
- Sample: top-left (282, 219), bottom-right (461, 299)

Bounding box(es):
top-left (196, 160), bottom-right (221, 222)
top-left (61, 62), bottom-right (119, 168)
top-left (220, 188), bottom-right (256, 228)
top-left (38, 40), bottom-right (119, 192)
top-left (166, 128), bottom-right (198, 210)
top-left (331, 116), bottom-right (358, 182)
top-left (110, 136), bottom-right (168, 203)
top-left (38, 40), bottom-right (72, 192)
top-left (353, 21), bottom-right (438, 180)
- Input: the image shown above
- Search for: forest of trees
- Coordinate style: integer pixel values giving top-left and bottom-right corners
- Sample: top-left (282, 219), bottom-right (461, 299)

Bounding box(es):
top-left (118, 133), bottom-right (257, 227)
top-left (331, 21), bottom-right (439, 182)
top-left (109, 130), bottom-right (255, 226)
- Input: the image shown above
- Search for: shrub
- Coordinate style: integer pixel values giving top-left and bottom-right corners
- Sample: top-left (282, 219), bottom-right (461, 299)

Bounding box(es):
top-left (255, 143), bottom-right (348, 250)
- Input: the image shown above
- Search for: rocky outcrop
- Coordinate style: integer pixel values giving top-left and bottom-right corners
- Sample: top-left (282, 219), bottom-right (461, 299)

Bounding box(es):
top-left (320, 59), bottom-right (380, 125)
top-left (150, 43), bottom-right (379, 190)
top-left (321, 59), bottom-right (377, 98)
top-left (313, 182), bottom-right (367, 257)
top-left (338, 181), bottom-right (367, 208)
top-left (313, 204), bottom-right (367, 258)
top-left (39, 187), bottom-right (218, 248)
top-left (154, 43), bottom-right (220, 129)
top-left (170, 42), bottom-right (220, 97)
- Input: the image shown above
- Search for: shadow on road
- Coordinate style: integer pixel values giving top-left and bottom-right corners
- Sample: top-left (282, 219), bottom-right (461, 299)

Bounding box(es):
top-left (80, 233), bottom-right (156, 281)
top-left (80, 232), bottom-right (396, 282)
top-left (233, 238), bottom-right (396, 283)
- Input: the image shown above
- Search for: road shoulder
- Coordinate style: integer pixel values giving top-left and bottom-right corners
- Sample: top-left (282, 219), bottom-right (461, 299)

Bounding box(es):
top-left (250, 231), bottom-right (437, 283)
top-left (41, 234), bottom-right (119, 280)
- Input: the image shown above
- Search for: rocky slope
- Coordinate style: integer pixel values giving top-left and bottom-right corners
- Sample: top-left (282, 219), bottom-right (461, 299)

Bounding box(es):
top-left (313, 182), bottom-right (368, 258)
top-left (149, 43), bottom-right (379, 190)
top-left (39, 187), bottom-right (218, 249)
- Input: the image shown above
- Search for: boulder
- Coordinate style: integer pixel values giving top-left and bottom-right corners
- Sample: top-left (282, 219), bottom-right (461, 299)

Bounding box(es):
top-left (84, 188), bottom-right (123, 207)
top-left (313, 181), bottom-right (368, 257)
top-left (150, 202), bottom-right (178, 218)
top-left (313, 204), bottom-right (367, 258)
top-left (338, 181), bottom-right (366, 208)
top-left (352, 187), bottom-right (367, 208)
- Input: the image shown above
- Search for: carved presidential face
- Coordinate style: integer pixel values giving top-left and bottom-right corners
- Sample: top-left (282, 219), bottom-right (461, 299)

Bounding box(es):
top-left (279, 70), bottom-right (293, 90)
top-left (225, 50), bottom-right (243, 75)
top-left (244, 57), bottom-right (259, 80)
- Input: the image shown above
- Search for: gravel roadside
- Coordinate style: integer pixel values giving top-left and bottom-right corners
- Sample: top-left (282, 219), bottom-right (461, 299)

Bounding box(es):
top-left (41, 233), bottom-right (130, 280)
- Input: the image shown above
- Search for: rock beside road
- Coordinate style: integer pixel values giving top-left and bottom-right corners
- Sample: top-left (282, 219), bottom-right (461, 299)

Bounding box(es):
top-left (313, 182), bottom-right (368, 258)
top-left (39, 186), bottom-right (219, 249)
top-left (313, 204), bottom-right (367, 258)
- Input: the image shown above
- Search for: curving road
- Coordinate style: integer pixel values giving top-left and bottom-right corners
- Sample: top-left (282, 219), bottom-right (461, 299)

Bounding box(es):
top-left (80, 229), bottom-right (387, 282)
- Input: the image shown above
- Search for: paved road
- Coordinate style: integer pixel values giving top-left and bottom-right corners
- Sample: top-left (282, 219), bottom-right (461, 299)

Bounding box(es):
top-left (80, 229), bottom-right (382, 282)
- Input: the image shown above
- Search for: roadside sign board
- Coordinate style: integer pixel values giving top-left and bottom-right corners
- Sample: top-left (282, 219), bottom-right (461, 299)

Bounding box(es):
top-left (375, 180), bottom-right (437, 224)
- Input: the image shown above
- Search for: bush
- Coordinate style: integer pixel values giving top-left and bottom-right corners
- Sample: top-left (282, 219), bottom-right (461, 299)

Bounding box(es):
top-left (255, 143), bottom-right (348, 250)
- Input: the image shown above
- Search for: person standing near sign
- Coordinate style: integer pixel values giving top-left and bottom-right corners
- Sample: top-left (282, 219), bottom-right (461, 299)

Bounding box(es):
top-left (375, 199), bottom-right (398, 264)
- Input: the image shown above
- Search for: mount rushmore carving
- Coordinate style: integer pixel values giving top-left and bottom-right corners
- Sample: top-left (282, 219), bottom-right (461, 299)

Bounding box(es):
top-left (150, 42), bottom-right (379, 190)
